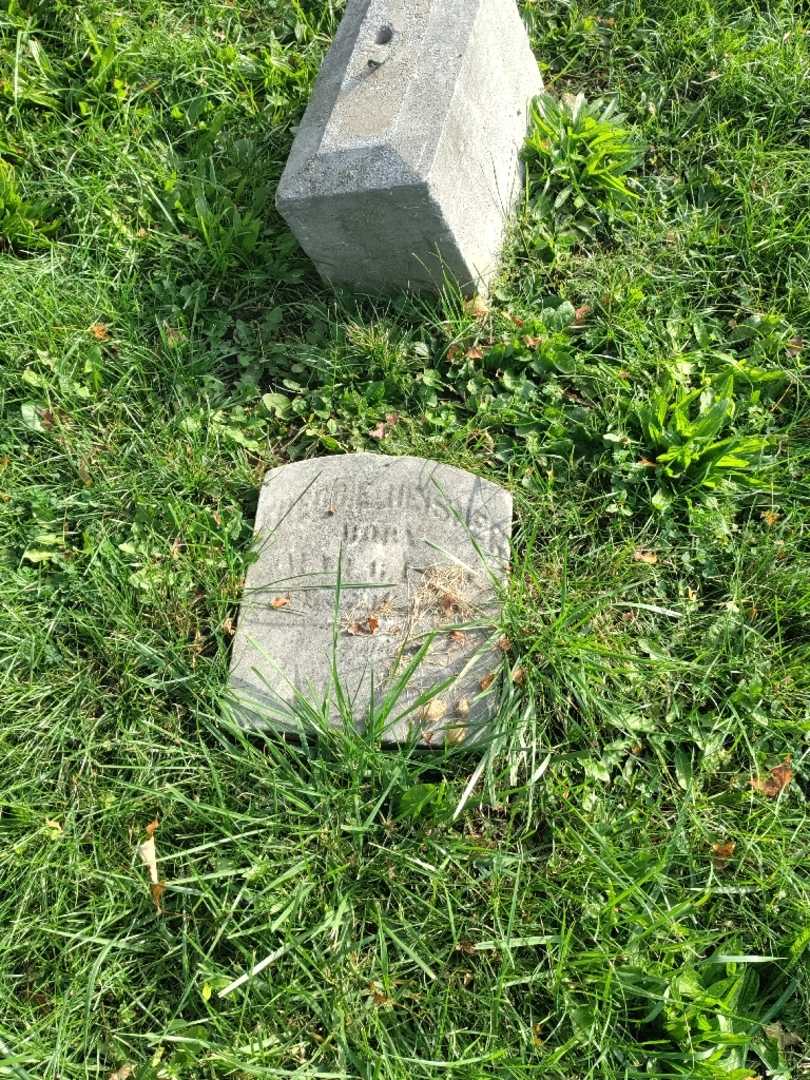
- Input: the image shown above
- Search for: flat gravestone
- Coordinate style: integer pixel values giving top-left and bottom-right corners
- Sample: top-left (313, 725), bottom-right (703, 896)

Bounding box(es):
top-left (276, 0), bottom-right (542, 295)
top-left (229, 455), bottom-right (512, 746)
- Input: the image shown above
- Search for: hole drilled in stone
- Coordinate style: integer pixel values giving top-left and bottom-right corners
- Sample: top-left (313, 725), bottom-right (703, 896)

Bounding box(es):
top-left (376, 25), bottom-right (394, 45)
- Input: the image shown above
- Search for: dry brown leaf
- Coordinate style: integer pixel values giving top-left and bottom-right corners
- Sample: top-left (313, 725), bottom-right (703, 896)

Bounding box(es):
top-left (479, 672), bottom-right (496, 692)
top-left (523, 335), bottom-right (544, 348)
top-left (711, 840), bottom-right (736, 868)
top-left (633, 549), bottom-right (658, 565)
top-left (369, 413), bottom-right (399, 440)
top-left (574, 304), bottom-right (592, 324)
top-left (447, 344), bottom-right (461, 361)
top-left (750, 757), bottom-right (793, 798)
top-left (348, 616), bottom-right (379, 636)
top-left (439, 593), bottom-right (460, 615)
top-left (271, 596), bottom-right (290, 609)
top-left (464, 295), bottom-right (490, 320)
top-left (221, 616), bottom-right (236, 636)
top-left (89, 322), bottom-right (110, 341)
top-left (449, 629), bottom-right (466, 645)
top-left (108, 1066), bottom-right (135, 1080)
top-left (465, 345), bottom-right (484, 361)
top-left (422, 698), bottom-right (447, 724)
top-left (368, 981), bottom-right (394, 1008)
top-left (512, 666), bottom-right (526, 686)
top-left (138, 832), bottom-right (165, 914)
top-left (455, 698), bottom-right (471, 718)
top-left (138, 836), bottom-right (158, 882)
top-left (506, 312), bottom-right (525, 327)
top-left (638, 457), bottom-right (657, 468)
top-left (498, 635), bottom-right (512, 653)
top-left (145, 818), bottom-right (160, 838)
top-left (764, 1022), bottom-right (804, 1050)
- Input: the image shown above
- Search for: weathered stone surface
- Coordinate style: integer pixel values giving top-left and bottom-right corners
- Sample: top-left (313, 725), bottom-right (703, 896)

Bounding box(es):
top-left (229, 455), bottom-right (512, 746)
top-left (276, 0), bottom-right (542, 296)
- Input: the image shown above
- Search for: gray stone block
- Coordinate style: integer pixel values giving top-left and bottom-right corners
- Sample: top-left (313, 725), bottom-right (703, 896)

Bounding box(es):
top-left (228, 455), bottom-right (513, 747)
top-left (276, 0), bottom-right (542, 295)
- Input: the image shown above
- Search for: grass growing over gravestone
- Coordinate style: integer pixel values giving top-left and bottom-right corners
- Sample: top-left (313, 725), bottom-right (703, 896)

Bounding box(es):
top-left (0, 0), bottom-right (808, 1076)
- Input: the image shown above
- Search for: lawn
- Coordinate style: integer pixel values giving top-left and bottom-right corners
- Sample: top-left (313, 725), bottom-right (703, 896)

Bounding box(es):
top-left (1, 0), bottom-right (808, 1077)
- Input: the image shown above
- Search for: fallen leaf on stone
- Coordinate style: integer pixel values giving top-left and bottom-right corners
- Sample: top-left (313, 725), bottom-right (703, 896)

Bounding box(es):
top-left (711, 840), bottom-right (736, 868)
top-left (271, 596), bottom-right (290, 609)
top-left (455, 698), bottom-right (470, 718)
top-left (445, 723), bottom-right (467, 746)
top-left (439, 592), bottom-right (461, 616)
top-left (348, 616), bottom-right (379, 636)
top-left (750, 757), bottom-right (793, 798)
top-left (449, 630), bottom-right (466, 645)
top-left (422, 698), bottom-right (447, 724)
top-left (633, 549), bottom-right (658, 564)
top-left (479, 672), bottom-right (496, 691)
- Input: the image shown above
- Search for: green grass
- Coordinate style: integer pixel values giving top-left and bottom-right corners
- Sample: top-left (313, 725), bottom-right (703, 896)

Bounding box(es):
top-left (1, 0), bottom-right (809, 1076)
